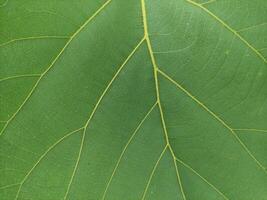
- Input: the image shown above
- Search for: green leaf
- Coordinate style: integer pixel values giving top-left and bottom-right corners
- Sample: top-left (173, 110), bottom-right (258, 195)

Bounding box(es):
top-left (1, 0), bottom-right (267, 199)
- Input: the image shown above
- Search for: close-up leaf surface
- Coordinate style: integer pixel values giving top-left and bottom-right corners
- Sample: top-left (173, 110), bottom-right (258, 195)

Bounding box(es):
top-left (1, 0), bottom-right (267, 199)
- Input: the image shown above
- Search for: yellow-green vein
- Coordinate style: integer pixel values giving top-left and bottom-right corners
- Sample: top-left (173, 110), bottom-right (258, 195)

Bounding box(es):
top-left (0, 183), bottom-right (20, 190)
top-left (0, 74), bottom-right (41, 83)
top-left (237, 22), bottom-right (267, 33)
top-left (0, 36), bottom-right (69, 47)
top-left (14, 127), bottom-right (84, 200)
top-left (175, 157), bottom-right (230, 200)
top-left (233, 128), bottom-right (267, 134)
top-left (141, 0), bottom-right (187, 199)
top-left (63, 37), bottom-right (146, 199)
top-left (186, 0), bottom-right (267, 64)
top-left (158, 68), bottom-right (267, 172)
top-left (141, 145), bottom-right (168, 200)
top-left (201, 0), bottom-right (217, 5)
top-left (0, 0), bottom-right (112, 136)
top-left (102, 102), bottom-right (157, 200)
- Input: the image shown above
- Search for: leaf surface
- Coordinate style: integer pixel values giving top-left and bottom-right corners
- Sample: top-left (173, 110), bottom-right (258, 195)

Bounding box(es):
top-left (1, 0), bottom-right (267, 199)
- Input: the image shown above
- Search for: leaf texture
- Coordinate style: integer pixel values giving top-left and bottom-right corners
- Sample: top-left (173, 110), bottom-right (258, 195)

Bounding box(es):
top-left (1, 0), bottom-right (267, 199)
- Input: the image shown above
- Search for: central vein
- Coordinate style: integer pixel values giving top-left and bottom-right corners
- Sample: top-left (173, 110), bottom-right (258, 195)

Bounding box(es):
top-left (140, 0), bottom-right (187, 199)
top-left (140, 0), bottom-right (170, 145)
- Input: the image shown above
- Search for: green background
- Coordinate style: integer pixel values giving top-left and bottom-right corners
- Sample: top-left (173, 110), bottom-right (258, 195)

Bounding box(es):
top-left (1, 0), bottom-right (267, 199)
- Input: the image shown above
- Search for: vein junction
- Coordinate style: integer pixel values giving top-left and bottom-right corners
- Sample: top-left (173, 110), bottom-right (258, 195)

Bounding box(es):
top-left (141, 0), bottom-right (187, 199)
top-left (2, 0), bottom-right (267, 199)
top-left (186, 0), bottom-right (266, 64)
top-left (140, 0), bottom-right (267, 198)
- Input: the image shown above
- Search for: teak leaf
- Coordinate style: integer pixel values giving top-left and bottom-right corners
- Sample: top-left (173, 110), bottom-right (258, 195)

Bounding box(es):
top-left (1, 0), bottom-right (267, 199)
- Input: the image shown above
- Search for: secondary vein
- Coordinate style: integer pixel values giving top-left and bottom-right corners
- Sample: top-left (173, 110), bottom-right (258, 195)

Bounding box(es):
top-left (0, 0), bottom-right (112, 137)
top-left (0, 74), bottom-right (41, 83)
top-left (175, 157), bottom-right (230, 200)
top-left (186, 0), bottom-right (267, 64)
top-left (63, 37), bottom-right (146, 199)
top-left (157, 68), bottom-right (267, 173)
top-left (102, 102), bottom-right (157, 200)
top-left (0, 36), bottom-right (69, 47)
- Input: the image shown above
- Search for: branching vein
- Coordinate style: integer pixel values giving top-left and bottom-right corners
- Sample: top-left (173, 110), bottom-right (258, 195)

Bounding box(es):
top-left (63, 37), bottom-right (145, 199)
top-left (141, 145), bottom-right (168, 200)
top-left (186, 0), bottom-right (267, 64)
top-left (175, 158), bottom-right (230, 200)
top-left (158, 68), bottom-right (266, 173)
top-left (0, 0), bottom-right (112, 137)
top-left (14, 127), bottom-right (84, 200)
top-left (102, 102), bottom-right (157, 200)
top-left (141, 0), bottom-right (187, 199)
